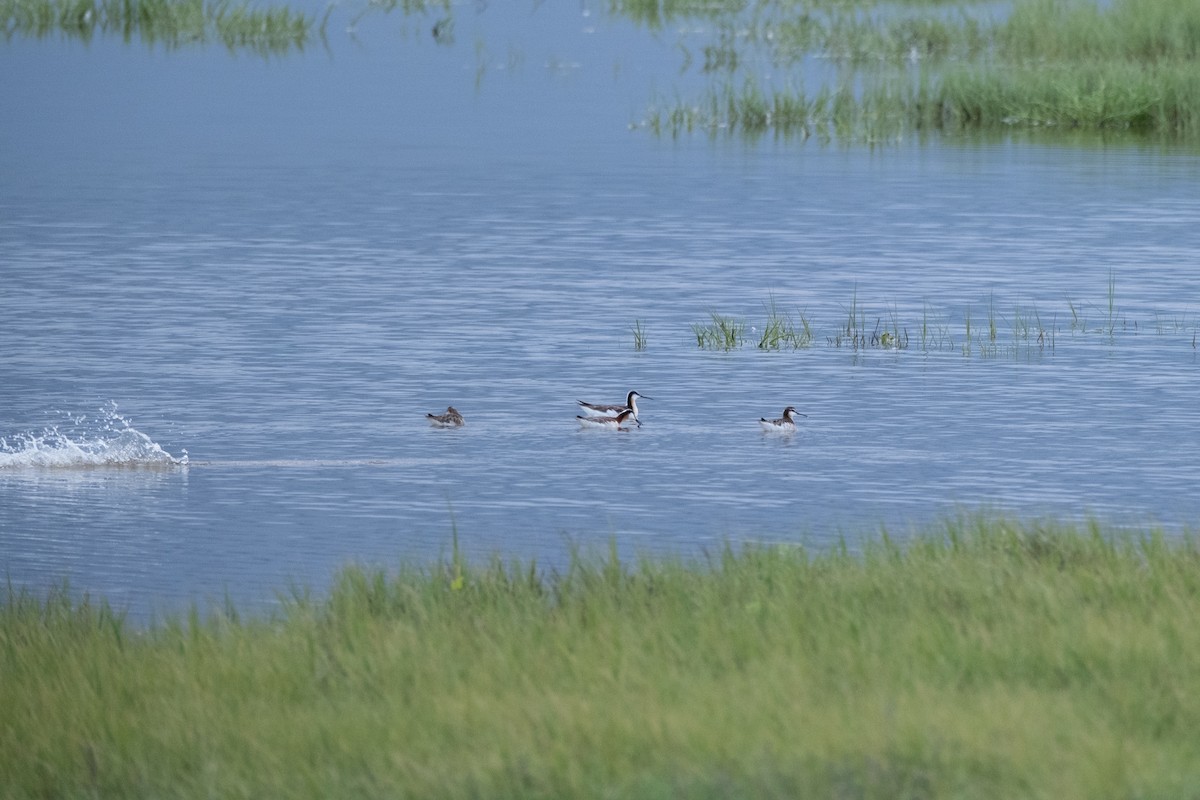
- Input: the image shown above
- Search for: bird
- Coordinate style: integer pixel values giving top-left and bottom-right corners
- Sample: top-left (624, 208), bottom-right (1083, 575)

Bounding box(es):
top-left (759, 406), bottom-right (806, 432)
top-left (426, 406), bottom-right (465, 427)
top-left (576, 409), bottom-right (637, 431)
top-left (576, 390), bottom-right (652, 426)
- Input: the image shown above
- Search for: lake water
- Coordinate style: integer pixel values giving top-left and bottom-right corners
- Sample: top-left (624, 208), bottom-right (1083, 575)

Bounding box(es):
top-left (2, 3), bottom-right (1199, 619)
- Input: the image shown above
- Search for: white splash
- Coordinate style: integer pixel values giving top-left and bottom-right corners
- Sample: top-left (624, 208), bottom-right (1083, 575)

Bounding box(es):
top-left (0, 403), bottom-right (187, 469)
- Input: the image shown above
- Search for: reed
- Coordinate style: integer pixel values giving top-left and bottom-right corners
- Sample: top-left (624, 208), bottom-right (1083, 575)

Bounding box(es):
top-left (987, 292), bottom-right (997, 342)
top-left (632, 319), bottom-right (647, 350)
top-left (919, 301), bottom-right (955, 351)
top-left (5, 517), bottom-right (1200, 798)
top-left (1068, 299), bottom-right (1086, 332)
top-left (1105, 269), bottom-right (1118, 336)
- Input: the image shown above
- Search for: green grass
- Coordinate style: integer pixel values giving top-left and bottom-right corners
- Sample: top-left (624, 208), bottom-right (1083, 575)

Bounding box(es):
top-left (632, 319), bottom-right (648, 350)
top-left (0, 0), bottom-right (315, 53)
top-left (757, 296), bottom-right (814, 349)
top-left (639, 0), bottom-right (1200, 141)
top-left (932, 60), bottom-right (1200, 135)
top-left (5, 517), bottom-right (1200, 797)
top-left (685, 280), bottom-right (1197, 356)
top-left (691, 311), bottom-right (746, 350)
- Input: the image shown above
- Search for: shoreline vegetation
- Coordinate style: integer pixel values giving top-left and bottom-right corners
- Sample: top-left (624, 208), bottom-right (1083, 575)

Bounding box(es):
top-left (5, 0), bottom-right (1200, 139)
top-left (5, 517), bottom-right (1200, 797)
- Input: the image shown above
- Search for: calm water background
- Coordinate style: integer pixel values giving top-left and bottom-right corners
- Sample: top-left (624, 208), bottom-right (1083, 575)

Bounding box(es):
top-left (2, 3), bottom-right (1199, 618)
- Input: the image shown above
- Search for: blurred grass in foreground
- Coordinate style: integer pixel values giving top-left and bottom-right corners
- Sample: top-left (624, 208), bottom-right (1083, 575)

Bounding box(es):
top-left (5, 516), bottom-right (1200, 799)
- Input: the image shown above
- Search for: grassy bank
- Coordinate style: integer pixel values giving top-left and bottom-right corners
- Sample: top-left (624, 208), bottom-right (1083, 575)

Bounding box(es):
top-left (5, 518), bottom-right (1200, 798)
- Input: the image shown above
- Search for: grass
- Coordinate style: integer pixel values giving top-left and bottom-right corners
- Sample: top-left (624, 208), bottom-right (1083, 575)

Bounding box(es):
top-left (632, 319), bottom-right (648, 350)
top-left (5, 517), bottom-right (1200, 798)
top-left (686, 278), bottom-right (1195, 356)
top-left (757, 296), bottom-right (814, 350)
top-left (691, 311), bottom-right (746, 350)
top-left (638, 0), bottom-right (1200, 141)
top-left (932, 61), bottom-right (1200, 135)
top-left (1, 0), bottom-right (316, 53)
top-left (827, 287), bottom-right (909, 350)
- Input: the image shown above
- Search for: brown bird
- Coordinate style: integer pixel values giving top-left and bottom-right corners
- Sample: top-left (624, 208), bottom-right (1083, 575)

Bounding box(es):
top-left (426, 406), bottom-right (465, 428)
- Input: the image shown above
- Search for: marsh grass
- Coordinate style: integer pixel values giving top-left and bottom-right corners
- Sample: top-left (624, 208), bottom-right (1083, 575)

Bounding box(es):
top-left (933, 61), bottom-right (1200, 134)
top-left (826, 288), bottom-right (909, 350)
top-left (1, 0), bottom-right (315, 52)
top-left (757, 297), bottom-right (813, 350)
top-left (6, 517), bottom-right (1200, 798)
top-left (919, 301), bottom-right (954, 351)
top-left (639, 0), bottom-right (1200, 141)
top-left (690, 279), bottom-right (1194, 358)
top-left (691, 311), bottom-right (746, 350)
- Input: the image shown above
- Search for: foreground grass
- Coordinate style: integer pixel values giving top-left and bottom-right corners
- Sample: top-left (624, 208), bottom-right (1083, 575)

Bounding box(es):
top-left (5, 518), bottom-right (1200, 798)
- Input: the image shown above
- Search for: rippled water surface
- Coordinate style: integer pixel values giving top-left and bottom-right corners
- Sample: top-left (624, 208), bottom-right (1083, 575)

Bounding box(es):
top-left (2, 4), bottom-right (1199, 617)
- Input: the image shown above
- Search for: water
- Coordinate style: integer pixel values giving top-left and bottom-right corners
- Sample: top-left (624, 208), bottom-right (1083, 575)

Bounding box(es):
top-left (2, 4), bottom-right (1199, 619)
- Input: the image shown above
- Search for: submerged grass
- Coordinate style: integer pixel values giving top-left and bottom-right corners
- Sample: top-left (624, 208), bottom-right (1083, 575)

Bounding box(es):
top-left (5, 517), bottom-right (1200, 797)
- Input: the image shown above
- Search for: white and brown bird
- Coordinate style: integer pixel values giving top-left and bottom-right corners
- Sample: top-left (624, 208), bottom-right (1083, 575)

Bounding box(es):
top-left (426, 406), bottom-right (465, 428)
top-left (758, 406), bottom-right (805, 432)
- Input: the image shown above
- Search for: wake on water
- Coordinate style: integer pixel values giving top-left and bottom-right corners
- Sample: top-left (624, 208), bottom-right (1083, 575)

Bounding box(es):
top-left (0, 403), bottom-right (187, 469)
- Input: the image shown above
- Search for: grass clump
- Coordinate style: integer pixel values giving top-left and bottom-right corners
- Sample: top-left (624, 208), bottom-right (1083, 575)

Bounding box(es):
top-left (691, 311), bottom-right (746, 350)
top-left (5, 517), bottom-right (1200, 797)
top-left (757, 296), bottom-right (814, 350)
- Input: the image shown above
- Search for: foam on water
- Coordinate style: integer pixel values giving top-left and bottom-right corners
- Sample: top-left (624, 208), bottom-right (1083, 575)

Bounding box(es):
top-left (0, 404), bottom-right (187, 469)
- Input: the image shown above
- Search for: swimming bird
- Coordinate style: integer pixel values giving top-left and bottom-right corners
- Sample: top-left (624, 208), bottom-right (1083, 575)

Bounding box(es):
top-left (576, 391), bottom-right (652, 425)
top-left (426, 406), bottom-right (465, 427)
top-left (759, 406), bottom-right (806, 432)
top-left (576, 409), bottom-right (637, 431)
